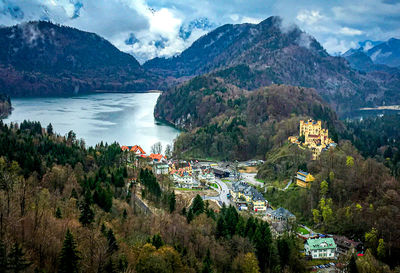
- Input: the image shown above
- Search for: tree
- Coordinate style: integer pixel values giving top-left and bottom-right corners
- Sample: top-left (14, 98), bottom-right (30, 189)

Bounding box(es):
top-left (346, 156), bottom-right (354, 167)
top-left (58, 230), bottom-right (80, 273)
top-left (377, 239), bottom-right (386, 260)
top-left (47, 123), bottom-right (54, 135)
top-left (347, 255), bottom-right (358, 273)
top-left (202, 249), bottom-right (213, 273)
top-left (191, 194), bottom-right (204, 215)
top-left (320, 180), bottom-right (328, 197)
top-left (7, 243), bottom-right (30, 273)
top-left (164, 144), bottom-right (172, 158)
top-left (253, 222), bottom-right (273, 273)
top-left (151, 142), bottom-right (163, 154)
top-left (55, 207), bottom-right (62, 219)
top-left (107, 229), bottom-right (119, 254)
top-left (151, 234), bottom-right (164, 249)
top-left (186, 208), bottom-right (194, 223)
top-left (168, 192), bottom-right (176, 213)
top-left (232, 252), bottom-right (260, 273)
top-left (0, 240), bottom-right (7, 273)
top-left (79, 191), bottom-right (95, 226)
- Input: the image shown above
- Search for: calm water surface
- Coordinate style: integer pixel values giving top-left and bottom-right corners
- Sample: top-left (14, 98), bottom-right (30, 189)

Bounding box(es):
top-left (4, 93), bottom-right (180, 153)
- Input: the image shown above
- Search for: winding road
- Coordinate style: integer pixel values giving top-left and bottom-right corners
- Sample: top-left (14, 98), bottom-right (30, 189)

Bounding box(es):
top-left (202, 178), bottom-right (231, 206)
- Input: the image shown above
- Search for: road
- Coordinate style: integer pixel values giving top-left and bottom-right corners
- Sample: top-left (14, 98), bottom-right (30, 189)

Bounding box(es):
top-left (283, 179), bottom-right (292, 191)
top-left (240, 173), bottom-right (264, 187)
top-left (203, 178), bottom-right (231, 206)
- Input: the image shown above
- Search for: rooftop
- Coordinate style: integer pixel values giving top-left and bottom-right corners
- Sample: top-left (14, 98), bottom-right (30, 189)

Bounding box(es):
top-left (306, 238), bottom-right (337, 250)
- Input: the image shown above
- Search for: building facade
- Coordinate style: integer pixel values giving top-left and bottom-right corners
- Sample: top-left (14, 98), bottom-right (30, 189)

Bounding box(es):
top-left (305, 238), bottom-right (337, 259)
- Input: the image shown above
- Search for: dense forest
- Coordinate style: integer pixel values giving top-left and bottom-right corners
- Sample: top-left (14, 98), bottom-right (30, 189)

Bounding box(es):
top-left (0, 120), bottom-right (311, 272)
top-left (155, 74), bottom-right (340, 160)
top-left (341, 113), bottom-right (400, 178)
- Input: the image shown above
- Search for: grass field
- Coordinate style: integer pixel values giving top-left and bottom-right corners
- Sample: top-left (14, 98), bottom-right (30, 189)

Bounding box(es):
top-left (297, 226), bottom-right (310, 235)
top-left (210, 183), bottom-right (219, 189)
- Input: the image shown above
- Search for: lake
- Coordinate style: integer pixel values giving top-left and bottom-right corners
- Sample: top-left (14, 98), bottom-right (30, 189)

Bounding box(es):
top-left (4, 92), bottom-right (180, 153)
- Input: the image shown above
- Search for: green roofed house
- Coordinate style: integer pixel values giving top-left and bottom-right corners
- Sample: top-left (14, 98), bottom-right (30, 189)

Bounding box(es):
top-left (304, 237), bottom-right (337, 259)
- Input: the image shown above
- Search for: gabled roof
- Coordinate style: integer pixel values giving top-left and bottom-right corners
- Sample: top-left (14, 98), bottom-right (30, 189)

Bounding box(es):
top-left (271, 207), bottom-right (295, 218)
top-left (121, 145), bottom-right (146, 155)
top-left (306, 238), bottom-right (337, 250)
top-left (149, 153), bottom-right (166, 161)
top-left (297, 170), bottom-right (309, 177)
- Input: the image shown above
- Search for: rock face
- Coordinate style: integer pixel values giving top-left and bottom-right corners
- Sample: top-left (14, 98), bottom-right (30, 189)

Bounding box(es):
top-left (146, 16), bottom-right (400, 114)
top-left (0, 21), bottom-right (160, 96)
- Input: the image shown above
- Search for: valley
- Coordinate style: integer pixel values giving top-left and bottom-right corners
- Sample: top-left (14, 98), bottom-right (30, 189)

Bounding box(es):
top-left (0, 11), bottom-right (399, 273)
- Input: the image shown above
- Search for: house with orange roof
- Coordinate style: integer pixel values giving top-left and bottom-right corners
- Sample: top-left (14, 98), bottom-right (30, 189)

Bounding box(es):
top-left (171, 168), bottom-right (200, 189)
top-left (121, 145), bottom-right (146, 156)
top-left (148, 153), bottom-right (167, 162)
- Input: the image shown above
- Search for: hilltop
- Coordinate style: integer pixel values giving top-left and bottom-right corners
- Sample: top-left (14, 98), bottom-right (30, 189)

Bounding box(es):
top-left (155, 72), bottom-right (341, 160)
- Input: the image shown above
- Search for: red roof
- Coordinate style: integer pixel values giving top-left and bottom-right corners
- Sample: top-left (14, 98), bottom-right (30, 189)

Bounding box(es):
top-left (148, 153), bottom-right (166, 161)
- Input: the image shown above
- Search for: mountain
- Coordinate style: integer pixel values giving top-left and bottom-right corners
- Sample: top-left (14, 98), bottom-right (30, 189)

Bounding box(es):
top-left (343, 38), bottom-right (400, 72)
top-left (367, 38), bottom-right (400, 67)
top-left (0, 21), bottom-right (159, 96)
top-left (146, 16), bottom-right (400, 114)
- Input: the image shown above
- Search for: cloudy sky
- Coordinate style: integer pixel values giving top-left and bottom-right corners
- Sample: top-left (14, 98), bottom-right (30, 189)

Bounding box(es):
top-left (1, 0), bottom-right (399, 62)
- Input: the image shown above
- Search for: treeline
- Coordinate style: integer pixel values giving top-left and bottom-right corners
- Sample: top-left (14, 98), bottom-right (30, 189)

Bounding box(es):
top-left (160, 75), bottom-right (340, 160)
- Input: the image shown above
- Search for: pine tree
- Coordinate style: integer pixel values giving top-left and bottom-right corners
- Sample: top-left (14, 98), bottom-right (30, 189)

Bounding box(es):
top-left (122, 209), bottom-right (127, 220)
top-left (107, 229), bottom-right (119, 254)
top-left (55, 207), bottom-right (62, 219)
top-left (46, 123), bottom-right (53, 135)
top-left (70, 188), bottom-right (78, 199)
top-left (191, 194), bottom-right (204, 215)
top-left (151, 234), bottom-right (164, 249)
top-left (79, 191), bottom-right (94, 226)
top-left (100, 223), bottom-right (107, 236)
top-left (7, 243), bottom-right (31, 273)
top-left (168, 192), bottom-right (176, 213)
top-left (186, 207), bottom-right (194, 223)
top-left (201, 249), bottom-right (213, 273)
top-left (58, 230), bottom-right (80, 273)
top-left (0, 240), bottom-right (7, 273)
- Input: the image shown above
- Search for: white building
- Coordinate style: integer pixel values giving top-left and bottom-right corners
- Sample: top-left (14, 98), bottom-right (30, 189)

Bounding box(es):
top-left (152, 163), bottom-right (169, 175)
top-left (172, 171), bottom-right (200, 189)
top-left (304, 238), bottom-right (337, 259)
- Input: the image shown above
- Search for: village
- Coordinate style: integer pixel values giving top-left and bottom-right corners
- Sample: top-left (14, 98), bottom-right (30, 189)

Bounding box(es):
top-left (121, 119), bottom-right (363, 272)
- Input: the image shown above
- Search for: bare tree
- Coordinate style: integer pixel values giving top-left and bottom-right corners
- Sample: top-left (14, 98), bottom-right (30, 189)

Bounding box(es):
top-left (151, 142), bottom-right (163, 154)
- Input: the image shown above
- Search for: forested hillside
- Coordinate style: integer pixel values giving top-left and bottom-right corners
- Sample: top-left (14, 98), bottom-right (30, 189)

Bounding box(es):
top-left (0, 21), bottom-right (160, 96)
top-left (0, 120), bottom-right (308, 272)
top-left (146, 16), bottom-right (400, 114)
top-left (155, 73), bottom-right (341, 160)
top-left (259, 141), bottom-right (400, 269)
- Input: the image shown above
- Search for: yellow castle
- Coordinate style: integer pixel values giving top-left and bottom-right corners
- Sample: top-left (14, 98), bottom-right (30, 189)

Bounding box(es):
top-left (289, 119), bottom-right (334, 159)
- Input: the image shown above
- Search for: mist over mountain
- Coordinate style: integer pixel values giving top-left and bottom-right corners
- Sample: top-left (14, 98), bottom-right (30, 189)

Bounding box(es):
top-left (0, 21), bottom-right (159, 96)
top-left (146, 16), bottom-right (400, 114)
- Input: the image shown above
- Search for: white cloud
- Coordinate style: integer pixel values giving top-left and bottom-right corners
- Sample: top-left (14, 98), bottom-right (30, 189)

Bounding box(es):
top-left (339, 27), bottom-right (363, 36)
top-left (296, 10), bottom-right (323, 25)
top-left (0, 0), bottom-right (399, 61)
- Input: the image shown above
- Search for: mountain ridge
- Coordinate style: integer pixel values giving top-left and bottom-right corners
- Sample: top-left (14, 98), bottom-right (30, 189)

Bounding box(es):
top-left (0, 21), bottom-right (160, 97)
top-left (146, 16), bottom-right (400, 114)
